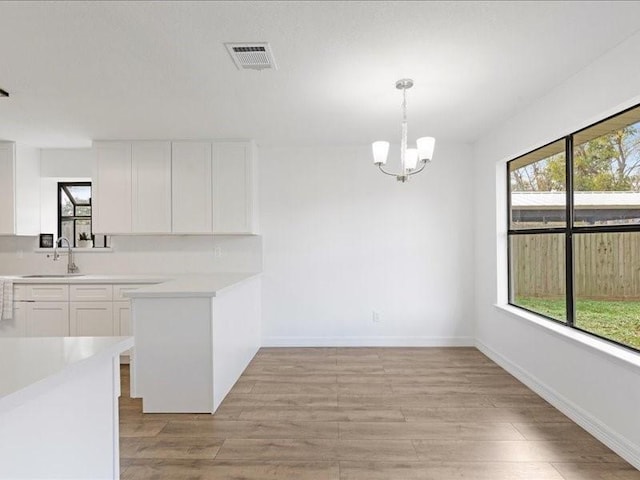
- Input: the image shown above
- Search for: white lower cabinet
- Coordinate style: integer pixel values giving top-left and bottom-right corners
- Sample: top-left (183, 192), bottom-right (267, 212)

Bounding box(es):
top-left (26, 302), bottom-right (70, 337)
top-left (70, 301), bottom-right (116, 336)
top-left (3, 283), bottom-right (142, 363)
top-left (13, 284), bottom-right (69, 337)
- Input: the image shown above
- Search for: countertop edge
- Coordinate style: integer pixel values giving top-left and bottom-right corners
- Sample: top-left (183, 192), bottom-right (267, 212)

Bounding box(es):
top-left (125, 272), bottom-right (262, 298)
top-left (7, 275), bottom-right (170, 285)
top-left (0, 336), bottom-right (133, 414)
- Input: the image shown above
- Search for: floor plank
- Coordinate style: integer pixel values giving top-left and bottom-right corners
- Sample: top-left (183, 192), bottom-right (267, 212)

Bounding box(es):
top-left (123, 459), bottom-right (339, 480)
top-left (159, 420), bottom-right (339, 439)
top-left (215, 438), bottom-right (420, 462)
top-left (338, 421), bottom-right (525, 440)
top-left (339, 461), bottom-right (565, 480)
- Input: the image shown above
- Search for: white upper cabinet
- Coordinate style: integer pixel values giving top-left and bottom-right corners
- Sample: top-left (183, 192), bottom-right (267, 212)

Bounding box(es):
top-left (93, 141), bottom-right (132, 234)
top-left (92, 139), bottom-right (258, 236)
top-left (171, 141), bottom-right (213, 234)
top-left (213, 142), bottom-right (258, 234)
top-left (132, 142), bottom-right (172, 233)
top-left (0, 143), bottom-right (15, 234)
top-left (0, 142), bottom-right (40, 236)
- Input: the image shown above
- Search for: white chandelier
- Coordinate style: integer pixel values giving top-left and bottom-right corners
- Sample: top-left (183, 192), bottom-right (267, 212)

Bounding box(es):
top-left (372, 78), bottom-right (435, 182)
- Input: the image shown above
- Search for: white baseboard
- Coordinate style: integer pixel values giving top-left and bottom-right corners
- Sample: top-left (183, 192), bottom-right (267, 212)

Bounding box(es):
top-left (476, 340), bottom-right (640, 470)
top-left (261, 336), bottom-right (475, 347)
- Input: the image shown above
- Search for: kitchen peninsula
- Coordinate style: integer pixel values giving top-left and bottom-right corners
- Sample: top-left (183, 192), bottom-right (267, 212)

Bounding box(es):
top-left (0, 336), bottom-right (132, 480)
top-left (127, 272), bottom-right (261, 413)
top-left (1, 272), bottom-right (262, 414)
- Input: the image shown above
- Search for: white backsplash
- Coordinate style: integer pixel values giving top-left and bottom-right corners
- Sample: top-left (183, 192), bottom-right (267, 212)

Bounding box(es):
top-left (0, 234), bottom-right (262, 275)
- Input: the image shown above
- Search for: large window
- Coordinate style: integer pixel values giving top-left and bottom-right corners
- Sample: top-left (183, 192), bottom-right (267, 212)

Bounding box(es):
top-left (508, 105), bottom-right (640, 352)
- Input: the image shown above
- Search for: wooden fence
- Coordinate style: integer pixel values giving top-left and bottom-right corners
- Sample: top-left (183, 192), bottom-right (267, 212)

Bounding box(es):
top-left (512, 232), bottom-right (640, 300)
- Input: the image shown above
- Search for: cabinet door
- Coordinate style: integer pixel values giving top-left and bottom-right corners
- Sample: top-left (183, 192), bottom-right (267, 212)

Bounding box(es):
top-left (93, 141), bottom-right (132, 234)
top-left (171, 142), bottom-right (213, 233)
top-left (26, 302), bottom-right (70, 337)
top-left (70, 302), bottom-right (115, 336)
top-left (213, 142), bottom-right (258, 234)
top-left (113, 301), bottom-right (131, 336)
top-left (0, 142), bottom-right (15, 234)
top-left (132, 142), bottom-right (172, 233)
top-left (114, 301), bottom-right (132, 362)
top-left (0, 301), bottom-right (27, 337)
top-left (14, 145), bottom-right (41, 235)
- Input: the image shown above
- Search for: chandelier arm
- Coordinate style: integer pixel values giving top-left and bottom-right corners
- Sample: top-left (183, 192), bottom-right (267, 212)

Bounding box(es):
top-left (377, 164), bottom-right (399, 177)
top-left (407, 162), bottom-right (428, 176)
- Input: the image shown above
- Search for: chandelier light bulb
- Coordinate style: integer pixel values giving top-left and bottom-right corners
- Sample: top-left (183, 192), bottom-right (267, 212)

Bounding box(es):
top-left (372, 141), bottom-right (390, 165)
top-left (417, 136), bottom-right (436, 163)
top-left (405, 148), bottom-right (418, 170)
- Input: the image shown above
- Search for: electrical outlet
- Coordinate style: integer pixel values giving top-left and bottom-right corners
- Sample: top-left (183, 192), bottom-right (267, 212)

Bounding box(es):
top-left (372, 311), bottom-right (381, 323)
top-left (213, 246), bottom-right (223, 259)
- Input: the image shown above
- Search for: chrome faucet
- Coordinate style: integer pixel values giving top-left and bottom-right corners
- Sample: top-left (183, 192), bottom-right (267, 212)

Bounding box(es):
top-left (53, 237), bottom-right (79, 274)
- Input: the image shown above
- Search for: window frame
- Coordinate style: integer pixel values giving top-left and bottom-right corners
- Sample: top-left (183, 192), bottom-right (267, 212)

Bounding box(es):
top-left (506, 103), bottom-right (640, 353)
top-left (58, 181), bottom-right (92, 248)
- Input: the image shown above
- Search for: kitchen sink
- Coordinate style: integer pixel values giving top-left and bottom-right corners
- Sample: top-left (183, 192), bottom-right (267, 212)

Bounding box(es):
top-left (20, 274), bottom-right (86, 278)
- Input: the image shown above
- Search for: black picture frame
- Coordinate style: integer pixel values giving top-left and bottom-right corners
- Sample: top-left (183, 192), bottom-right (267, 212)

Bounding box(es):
top-left (39, 233), bottom-right (54, 248)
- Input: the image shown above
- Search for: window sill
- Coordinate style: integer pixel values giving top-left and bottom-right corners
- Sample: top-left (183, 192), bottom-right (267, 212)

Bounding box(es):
top-left (493, 303), bottom-right (640, 371)
top-left (34, 248), bottom-right (113, 254)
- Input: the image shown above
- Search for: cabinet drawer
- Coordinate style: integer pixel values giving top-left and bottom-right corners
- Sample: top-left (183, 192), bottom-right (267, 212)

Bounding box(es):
top-left (13, 285), bottom-right (27, 301)
top-left (27, 284), bottom-right (69, 301)
top-left (113, 284), bottom-right (143, 301)
top-left (70, 284), bottom-right (113, 302)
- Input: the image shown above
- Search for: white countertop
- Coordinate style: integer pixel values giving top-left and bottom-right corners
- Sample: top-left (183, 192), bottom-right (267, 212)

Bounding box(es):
top-left (125, 272), bottom-right (261, 298)
top-left (3, 272), bottom-right (261, 298)
top-left (0, 336), bottom-right (133, 413)
top-left (8, 274), bottom-right (170, 284)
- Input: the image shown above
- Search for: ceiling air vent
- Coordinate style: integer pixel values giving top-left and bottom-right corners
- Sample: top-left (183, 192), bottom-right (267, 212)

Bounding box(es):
top-left (225, 42), bottom-right (277, 71)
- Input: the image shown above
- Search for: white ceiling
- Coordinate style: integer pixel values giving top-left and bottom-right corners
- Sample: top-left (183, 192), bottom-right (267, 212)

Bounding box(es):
top-left (1, 1), bottom-right (640, 148)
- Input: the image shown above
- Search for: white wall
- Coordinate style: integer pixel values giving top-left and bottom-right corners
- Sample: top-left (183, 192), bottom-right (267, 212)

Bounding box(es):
top-left (40, 149), bottom-right (93, 177)
top-left (473, 31), bottom-right (640, 467)
top-left (259, 143), bottom-right (474, 346)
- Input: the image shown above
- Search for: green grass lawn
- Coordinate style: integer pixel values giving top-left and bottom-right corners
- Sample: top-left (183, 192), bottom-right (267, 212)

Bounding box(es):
top-left (515, 297), bottom-right (640, 350)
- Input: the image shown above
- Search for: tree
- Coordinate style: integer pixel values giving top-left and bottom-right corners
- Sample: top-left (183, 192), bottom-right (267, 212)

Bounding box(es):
top-left (510, 153), bottom-right (565, 192)
top-left (511, 123), bottom-right (640, 192)
top-left (574, 125), bottom-right (640, 191)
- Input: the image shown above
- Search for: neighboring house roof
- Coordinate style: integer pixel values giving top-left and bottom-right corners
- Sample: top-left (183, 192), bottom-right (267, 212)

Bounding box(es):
top-left (512, 191), bottom-right (640, 209)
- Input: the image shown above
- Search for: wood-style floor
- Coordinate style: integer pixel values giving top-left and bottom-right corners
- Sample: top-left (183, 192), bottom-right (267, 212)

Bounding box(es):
top-left (119, 347), bottom-right (640, 479)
